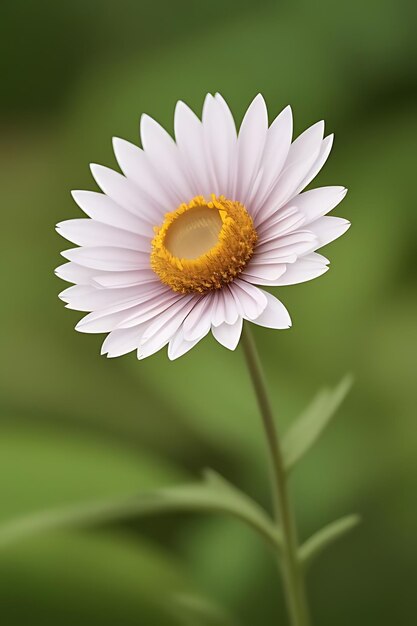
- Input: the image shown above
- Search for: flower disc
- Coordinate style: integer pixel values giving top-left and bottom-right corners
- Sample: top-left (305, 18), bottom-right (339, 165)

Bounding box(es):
top-left (151, 195), bottom-right (258, 294)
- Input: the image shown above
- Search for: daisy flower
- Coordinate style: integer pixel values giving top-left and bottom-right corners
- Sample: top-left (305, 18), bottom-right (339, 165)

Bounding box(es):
top-left (56, 94), bottom-right (349, 360)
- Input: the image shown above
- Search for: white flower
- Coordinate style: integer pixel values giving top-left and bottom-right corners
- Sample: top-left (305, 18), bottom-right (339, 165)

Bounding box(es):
top-left (56, 94), bottom-right (349, 360)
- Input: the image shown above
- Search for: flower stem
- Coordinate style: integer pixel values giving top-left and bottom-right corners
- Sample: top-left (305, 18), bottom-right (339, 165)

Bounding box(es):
top-left (241, 324), bottom-right (310, 626)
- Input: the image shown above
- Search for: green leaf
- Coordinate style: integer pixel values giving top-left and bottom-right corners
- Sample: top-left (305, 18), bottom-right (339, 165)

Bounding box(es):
top-left (282, 375), bottom-right (353, 471)
top-left (172, 593), bottom-right (240, 626)
top-left (0, 470), bottom-right (281, 552)
top-left (0, 531), bottom-right (189, 626)
top-left (299, 514), bottom-right (361, 570)
top-left (0, 421), bottom-right (186, 522)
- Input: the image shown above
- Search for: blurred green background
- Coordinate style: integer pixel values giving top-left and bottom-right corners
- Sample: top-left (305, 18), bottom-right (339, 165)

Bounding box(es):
top-left (1, 0), bottom-right (416, 624)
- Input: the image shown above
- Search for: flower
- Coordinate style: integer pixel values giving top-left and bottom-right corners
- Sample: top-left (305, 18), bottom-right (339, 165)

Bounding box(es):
top-left (56, 94), bottom-right (349, 360)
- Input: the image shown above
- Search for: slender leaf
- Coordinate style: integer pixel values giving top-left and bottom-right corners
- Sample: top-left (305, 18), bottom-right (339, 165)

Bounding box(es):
top-left (282, 375), bottom-right (353, 470)
top-left (172, 593), bottom-right (240, 626)
top-left (0, 470), bottom-right (281, 552)
top-left (299, 514), bottom-right (361, 570)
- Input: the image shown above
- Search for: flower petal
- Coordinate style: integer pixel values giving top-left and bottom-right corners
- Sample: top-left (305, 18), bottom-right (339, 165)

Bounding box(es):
top-left (235, 94), bottom-right (268, 204)
top-left (116, 290), bottom-right (184, 329)
top-left (211, 317), bottom-right (243, 350)
top-left (251, 290), bottom-right (292, 329)
top-left (182, 293), bottom-right (215, 342)
top-left (251, 230), bottom-right (317, 264)
top-left (273, 253), bottom-right (329, 285)
top-left (138, 296), bottom-right (198, 359)
top-left (71, 190), bottom-right (149, 235)
top-left (241, 262), bottom-right (287, 284)
top-left (202, 93), bottom-right (236, 196)
top-left (256, 206), bottom-right (305, 242)
top-left (174, 100), bottom-right (212, 197)
top-left (257, 121), bottom-right (325, 223)
top-left (61, 246), bottom-right (150, 271)
top-left (75, 304), bottom-right (145, 334)
top-left (55, 262), bottom-right (101, 285)
top-left (222, 288), bottom-right (241, 325)
top-left (92, 270), bottom-right (157, 289)
top-left (90, 164), bottom-right (158, 227)
top-left (229, 279), bottom-right (268, 320)
top-left (101, 325), bottom-right (149, 358)
top-left (112, 137), bottom-right (172, 211)
top-left (296, 134), bottom-right (334, 194)
top-left (168, 327), bottom-right (203, 360)
top-left (250, 105), bottom-right (293, 214)
top-left (211, 289), bottom-right (240, 327)
top-left (255, 230), bottom-right (316, 257)
top-left (309, 216), bottom-right (351, 248)
top-left (289, 186), bottom-right (347, 224)
top-left (140, 114), bottom-right (194, 205)
top-left (56, 219), bottom-right (150, 252)
top-left (59, 283), bottom-right (162, 312)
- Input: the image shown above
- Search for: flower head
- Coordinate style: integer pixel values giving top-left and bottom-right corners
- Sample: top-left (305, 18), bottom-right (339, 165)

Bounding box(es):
top-left (56, 94), bottom-right (349, 360)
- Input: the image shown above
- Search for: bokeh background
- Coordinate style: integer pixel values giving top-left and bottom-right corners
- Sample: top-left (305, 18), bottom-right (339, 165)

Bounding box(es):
top-left (1, 0), bottom-right (416, 624)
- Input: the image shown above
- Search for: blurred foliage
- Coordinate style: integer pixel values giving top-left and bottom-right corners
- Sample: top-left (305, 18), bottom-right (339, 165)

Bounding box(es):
top-left (1, 0), bottom-right (417, 624)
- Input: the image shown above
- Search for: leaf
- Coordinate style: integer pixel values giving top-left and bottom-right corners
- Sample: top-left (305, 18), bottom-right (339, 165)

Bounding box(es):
top-left (282, 375), bottom-right (353, 471)
top-left (172, 593), bottom-right (240, 626)
top-left (0, 531), bottom-right (189, 626)
top-left (299, 514), bottom-right (361, 570)
top-left (198, 470), bottom-right (281, 549)
top-left (0, 421), bottom-right (186, 523)
top-left (0, 470), bottom-right (281, 552)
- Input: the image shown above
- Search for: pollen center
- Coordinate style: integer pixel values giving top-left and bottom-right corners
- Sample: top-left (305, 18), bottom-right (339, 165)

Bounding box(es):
top-left (164, 206), bottom-right (223, 259)
top-left (151, 195), bottom-right (258, 294)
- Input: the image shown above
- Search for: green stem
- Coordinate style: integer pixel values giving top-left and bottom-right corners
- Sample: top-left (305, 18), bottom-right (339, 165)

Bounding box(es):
top-left (241, 324), bottom-right (310, 626)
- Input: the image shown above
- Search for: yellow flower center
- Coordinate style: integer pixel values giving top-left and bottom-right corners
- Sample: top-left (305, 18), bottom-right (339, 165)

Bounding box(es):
top-left (150, 195), bottom-right (258, 294)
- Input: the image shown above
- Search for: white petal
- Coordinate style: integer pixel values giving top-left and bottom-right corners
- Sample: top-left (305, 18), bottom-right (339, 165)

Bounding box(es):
top-left (251, 290), bottom-right (292, 329)
top-left (296, 134), bottom-right (334, 194)
top-left (138, 296), bottom-right (197, 359)
top-left (90, 164), bottom-right (158, 227)
top-left (112, 137), bottom-right (172, 211)
top-left (235, 94), bottom-right (268, 204)
top-left (254, 230), bottom-right (317, 260)
top-left (222, 288), bottom-right (241, 325)
top-left (273, 254), bottom-right (329, 285)
top-left (71, 190), bottom-right (148, 235)
top-left (75, 304), bottom-right (145, 334)
top-left (241, 262), bottom-right (287, 284)
top-left (311, 252), bottom-right (330, 264)
top-left (73, 285), bottom-right (168, 329)
top-left (56, 219), bottom-right (149, 252)
top-left (250, 105), bottom-right (293, 213)
top-left (101, 325), bottom-right (148, 358)
top-left (174, 100), bottom-right (212, 197)
top-left (62, 246), bottom-right (150, 271)
top-left (258, 121), bottom-right (324, 222)
top-left (202, 94), bottom-right (236, 196)
top-left (168, 327), bottom-right (203, 360)
top-left (289, 186), bottom-right (347, 224)
top-left (211, 317), bottom-right (243, 350)
top-left (60, 283), bottom-right (162, 312)
top-left (309, 216), bottom-right (351, 248)
top-left (252, 231), bottom-right (317, 264)
top-left (211, 289), bottom-right (240, 327)
top-left (60, 284), bottom-right (123, 310)
top-left (229, 280), bottom-right (268, 320)
top-left (182, 293), bottom-right (215, 342)
top-left (55, 262), bottom-right (101, 285)
top-left (256, 206), bottom-right (305, 242)
top-left (92, 270), bottom-right (158, 289)
top-left (117, 290), bottom-right (184, 329)
top-left (140, 114), bottom-right (193, 205)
